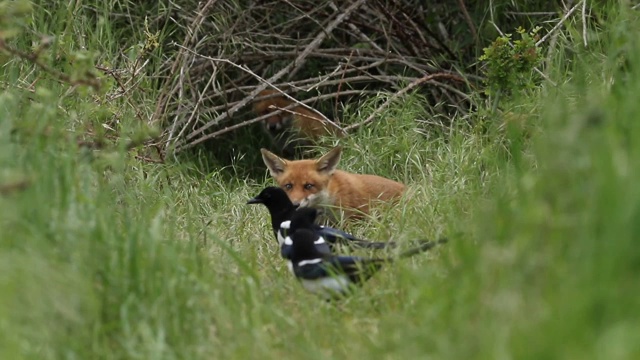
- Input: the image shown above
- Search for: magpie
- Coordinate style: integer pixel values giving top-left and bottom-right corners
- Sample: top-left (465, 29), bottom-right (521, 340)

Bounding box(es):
top-left (288, 228), bottom-right (448, 299)
top-left (288, 207), bottom-right (393, 250)
top-left (246, 187), bottom-right (397, 258)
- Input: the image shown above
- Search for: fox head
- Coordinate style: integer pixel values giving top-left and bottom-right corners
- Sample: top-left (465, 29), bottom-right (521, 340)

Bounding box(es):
top-left (253, 89), bottom-right (294, 133)
top-left (261, 146), bottom-right (342, 208)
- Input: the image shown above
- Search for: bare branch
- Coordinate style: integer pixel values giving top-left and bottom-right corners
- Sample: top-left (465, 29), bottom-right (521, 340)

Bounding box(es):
top-left (150, 0), bottom-right (219, 126)
top-left (152, 0), bottom-right (477, 155)
top-left (536, 1), bottom-right (583, 46)
top-left (582, 0), bottom-right (588, 48)
top-left (457, 0), bottom-right (479, 48)
top-left (288, 0), bottom-right (368, 79)
top-left (343, 73), bottom-right (467, 132)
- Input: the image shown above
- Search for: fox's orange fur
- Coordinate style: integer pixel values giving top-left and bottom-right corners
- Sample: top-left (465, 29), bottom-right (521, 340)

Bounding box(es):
top-left (253, 90), bottom-right (341, 156)
top-left (261, 146), bottom-right (405, 220)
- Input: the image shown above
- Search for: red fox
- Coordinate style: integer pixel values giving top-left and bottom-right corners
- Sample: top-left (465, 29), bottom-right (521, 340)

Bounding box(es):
top-left (253, 89), bottom-right (342, 156)
top-left (261, 146), bottom-right (405, 220)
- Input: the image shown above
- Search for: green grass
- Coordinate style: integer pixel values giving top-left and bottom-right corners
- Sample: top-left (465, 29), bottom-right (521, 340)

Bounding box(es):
top-left (2, 1), bottom-right (640, 359)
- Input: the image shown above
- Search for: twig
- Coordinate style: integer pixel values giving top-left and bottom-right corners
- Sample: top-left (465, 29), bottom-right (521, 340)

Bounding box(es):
top-left (534, 68), bottom-right (557, 87)
top-left (174, 48), bottom-right (345, 148)
top-left (135, 155), bottom-right (164, 164)
top-left (536, 1), bottom-right (583, 46)
top-left (173, 88), bottom-right (352, 153)
top-left (151, 0), bottom-right (478, 155)
top-left (306, 63), bottom-right (345, 92)
top-left (504, 11), bottom-right (557, 16)
top-left (544, 28), bottom-right (560, 80)
top-left (196, 57), bottom-right (438, 97)
top-left (328, 1), bottom-right (384, 53)
top-left (170, 71), bottom-right (467, 118)
top-left (171, 90), bottom-right (389, 151)
top-left (456, 0), bottom-right (479, 48)
top-left (150, 0), bottom-right (218, 126)
top-left (167, 89), bottom-right (378, 118)
top-left (166, 57), bottom-right (218, 152)
top-left (386, 0), bottom-right (457, 59)
top-left (175, 112), bottom-right (280, 153)
top-left (582, 0), bottom-right (588, 48)
top-left (95, 65), bottom-right (146, 121)
top-left (287, 0), bottom-right (368, 79)
top-left (343, 73), bottom-right (466, 132)
top-left (165, 54), bottom-right (189, 156)
top-left (334, 51), bottom-right (355, 123)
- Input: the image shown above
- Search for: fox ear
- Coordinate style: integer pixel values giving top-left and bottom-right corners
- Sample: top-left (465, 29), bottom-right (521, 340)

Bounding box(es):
top-left (261, 148), bottom-right (287, 176)
top-left (315, 146), bottom-right (342, 175)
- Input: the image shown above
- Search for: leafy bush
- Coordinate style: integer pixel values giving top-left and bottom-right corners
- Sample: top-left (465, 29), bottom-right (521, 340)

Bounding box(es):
top-left (480, 27), bottom-right (543, 99)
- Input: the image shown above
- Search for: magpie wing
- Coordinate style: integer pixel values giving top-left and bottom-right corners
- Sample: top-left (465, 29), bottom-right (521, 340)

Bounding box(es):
top-left (318, 226), bottom-right (358, 243)
top-left (293, 257), bottom-right (366, 281)
top-left (329, 256), bottom-right (386, 284)
top-left (319, 226), bottom-right (397, 250)
top-left (294, 262), bottom-right (333, 280)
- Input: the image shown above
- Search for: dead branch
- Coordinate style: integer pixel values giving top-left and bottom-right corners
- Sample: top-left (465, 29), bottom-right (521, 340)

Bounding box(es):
top-left (536, 1), bottom-right (584, 46)
top-left (151, 0), bottom-right (482, 157)
top-left (151, 0), bottom-right (219, 127)
top-left (288, 0), bottom-right (368, 79)
top-left (343, 73), bottom-right (467, 132)
top-left (457, 0), bottom-right (479, 49)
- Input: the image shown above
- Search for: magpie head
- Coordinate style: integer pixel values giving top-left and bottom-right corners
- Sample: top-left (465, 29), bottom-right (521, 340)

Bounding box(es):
top-left (289, 228), bottom-right (325, 260)
top-left (290, 207), bottom-right (319, 232)
top-left (247, 186), bottom-right (293, 210)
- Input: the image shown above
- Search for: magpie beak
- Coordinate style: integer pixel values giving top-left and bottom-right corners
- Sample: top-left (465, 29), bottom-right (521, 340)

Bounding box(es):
top-left (246, 197), bottom-right (262, 205)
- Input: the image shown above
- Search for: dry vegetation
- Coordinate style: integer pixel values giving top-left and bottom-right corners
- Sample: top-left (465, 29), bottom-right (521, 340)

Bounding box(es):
top-left (144, 0), bottom-right (556, 156)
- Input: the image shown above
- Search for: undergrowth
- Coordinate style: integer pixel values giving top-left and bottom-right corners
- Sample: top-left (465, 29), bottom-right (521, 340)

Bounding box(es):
top-left (1, 1), bottom-right (639, 360)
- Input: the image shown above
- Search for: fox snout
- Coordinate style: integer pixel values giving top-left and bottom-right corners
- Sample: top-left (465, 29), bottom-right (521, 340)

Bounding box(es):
top-left (290, 195), bottom-right (308, 208)
top-left (296, 193), bottom-right (325, 209)
top-left (286, 195), bottom-right (305, 208)
top-left (266, 121), bottom-right (282, 132)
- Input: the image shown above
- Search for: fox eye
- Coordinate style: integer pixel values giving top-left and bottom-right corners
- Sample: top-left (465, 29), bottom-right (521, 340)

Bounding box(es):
top-left (284, 183), bottom-right (293, 191)
top-left (303, 183), bottom-right (314, 190)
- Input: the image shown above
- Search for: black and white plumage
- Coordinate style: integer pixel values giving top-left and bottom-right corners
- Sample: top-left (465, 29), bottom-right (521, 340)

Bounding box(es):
top-left (246, 187), bottom-right (397, 259)
top-left (287, 207), bottom-right (393, 250)
top-left (288, 228), bottom-right (447, 299)
top-left (280, 209), bottom-right (332, 260)
top-left (246, 186), bottom-right (296, 247)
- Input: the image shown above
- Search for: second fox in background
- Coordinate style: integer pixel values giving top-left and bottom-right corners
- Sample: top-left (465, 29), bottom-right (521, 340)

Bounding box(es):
top-left (253, 89), bottom-right (342, 157)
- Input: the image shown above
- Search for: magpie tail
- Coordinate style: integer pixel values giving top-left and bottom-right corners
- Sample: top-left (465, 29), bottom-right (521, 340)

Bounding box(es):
top-left (397, 237), bottom-right (448, 259)
top-left (348, 239), bottom-right (397, 249)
